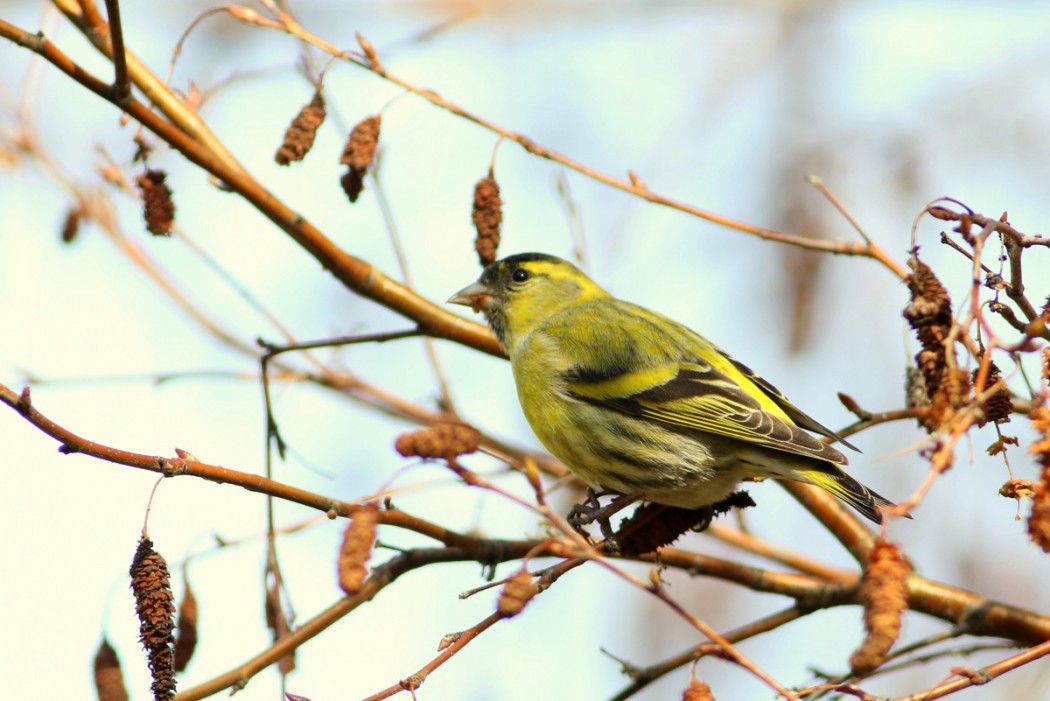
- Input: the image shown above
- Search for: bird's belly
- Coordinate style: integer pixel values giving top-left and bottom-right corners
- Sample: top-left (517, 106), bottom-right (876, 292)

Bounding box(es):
top-left (518, 385), bottom-right (750, 509)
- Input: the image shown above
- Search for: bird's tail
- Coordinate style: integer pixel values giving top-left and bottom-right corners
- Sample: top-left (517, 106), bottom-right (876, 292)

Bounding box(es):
top-left (796, 465), bottom-right (903, 524)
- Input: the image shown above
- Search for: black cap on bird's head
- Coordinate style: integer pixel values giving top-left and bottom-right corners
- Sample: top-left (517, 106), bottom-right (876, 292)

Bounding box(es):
top-left (448, 253), bottom-right (598, 347)
top-left (447, 253), bottom-right (562, 312)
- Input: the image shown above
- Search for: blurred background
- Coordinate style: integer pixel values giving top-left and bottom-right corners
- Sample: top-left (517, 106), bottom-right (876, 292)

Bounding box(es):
top-left (3, 1), bottom-right (1050, 699)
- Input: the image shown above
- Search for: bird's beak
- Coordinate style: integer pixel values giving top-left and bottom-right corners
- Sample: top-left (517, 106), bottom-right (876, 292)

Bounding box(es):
top-left (448, 280), bottom-right (495, 314)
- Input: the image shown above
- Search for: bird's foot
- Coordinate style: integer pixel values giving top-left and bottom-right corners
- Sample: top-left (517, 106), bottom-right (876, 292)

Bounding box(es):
top-left (567, 490), bottom-right (637, 541)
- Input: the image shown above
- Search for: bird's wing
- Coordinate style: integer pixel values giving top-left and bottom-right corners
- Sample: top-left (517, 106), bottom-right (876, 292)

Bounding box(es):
top-left (555, 302), bottom-right (850, 464)
top-left (723, 356), bottom-right (859, 452)
top-left (565, 359), bottom-right (847, 465)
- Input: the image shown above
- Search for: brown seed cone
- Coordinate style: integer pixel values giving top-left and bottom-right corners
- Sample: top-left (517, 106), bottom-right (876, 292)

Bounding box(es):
top-left (338, 115), bottom-right (381, 203)
top-left (395, 424), bottom-right (481, 461)
top-left (1000, 479), bottom-right (1034, 499)
top-left (135, 169), bottom-right (176, 237)
top-left (275, 91), bottom-right (326, 165)
top-left (615, 492), bottom-right (754, 556)
top-left (340, 168), bottom-right (366, 203)
top-left (682, 678), bottom-right (715, 701)
top-left (975, 362), bottom-right (1012, 425)
top-left (1028, 404), bottom-right (1050, 552)
top-left (1029, 473), bottom-right (1050, 554)
top-left (338, 505), bottom-right (380, 595)
top-left (264, 584), bottom-right (296, 675)
top-left (497, 568), bottom-right (538, 618)
top-left (340, 115), bottom-right (381, 171)
top-left (94, 639), bottom-right (130, 701)
top-left (849, 539), bottom-right (910, 675)
top-left (472, 175), bottom-right (502, 266)
top-left (173, 581), bottom-right (198, 673)
top-left (903, 255), bottom-right (968, 431)
top-left (60, 206), bottom-right (82, 244)
top-left (129, 536), bottom-right (177, 700)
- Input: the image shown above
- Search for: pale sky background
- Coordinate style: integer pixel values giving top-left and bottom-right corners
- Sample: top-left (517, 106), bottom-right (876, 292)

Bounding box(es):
top-left (3, 1), bottom-right (1050, 700)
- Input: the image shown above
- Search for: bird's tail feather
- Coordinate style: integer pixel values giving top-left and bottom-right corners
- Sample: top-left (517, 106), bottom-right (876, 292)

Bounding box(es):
top-left (796, 466), bottom-right (903, 524)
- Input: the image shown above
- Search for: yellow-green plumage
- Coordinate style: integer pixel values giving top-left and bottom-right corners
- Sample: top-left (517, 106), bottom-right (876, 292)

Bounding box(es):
top-left (449, 253), bottom-right (898, 524)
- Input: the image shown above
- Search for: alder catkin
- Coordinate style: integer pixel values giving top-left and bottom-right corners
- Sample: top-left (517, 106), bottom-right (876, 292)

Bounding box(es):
top-left (338, 114), bottom-right (382, 203)
top-left (497, 568), bottom-right (538, 618)
top-left (681, 678), bottom-right (715, 701)
top-left (135, 169), bottom-right (175, 237)
top-left (849, 539), bottom-right (910, 675)
top-left (1028, 404), bottom-right (1050, 552)
top-left (129, 536), bottom-right (177, 700)
top-left (275, 91), bottom-right (326, 165)
top-left (472, 173), bottom-right (502, 266)
top-left (338, 505), bottom-right (379, 595)
top-left (60, 206), bottom-right (82, 244)
top-left (173, 580), bottom-right (198, 673)
top-left (903, 255), bottom-right (968, 432)
top-left (395, 424), bottom-right (481, 461)
top-left (94, 639), bottom-right (130, 701)
top-left (975, 362), bottom-right (1012, 426)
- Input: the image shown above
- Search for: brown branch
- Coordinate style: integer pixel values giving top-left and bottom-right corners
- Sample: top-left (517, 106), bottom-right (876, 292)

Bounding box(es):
top-left (57, 0), bottom-right (248, 176)
top-left (891, 638), bottom-right (1050, 701)
top-left (173, 548), bottom-right (514, 701)
top-left (608, 606), bottom-right (806, 701)
top-left (929, 203), bottom-right (1050, 340)
top-left (654, 547), bottom-right (1050, 647)
top-left (101, 0), bottom-right (129, 103)
top-left (0, 17), bottom-right (502, 358)
top-left (218, 8), bottom-right (909, 280)
top-left (0, 382), bottom-right (541, 557)
top-left (705, 524), bottom-right (856, 582)
top-left (777, 481), bottom-right (883, 564)
top-left (360, 612), bottom-right (503, 701)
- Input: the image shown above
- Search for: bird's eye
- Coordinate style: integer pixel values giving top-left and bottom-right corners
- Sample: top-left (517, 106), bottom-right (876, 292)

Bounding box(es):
top-left (512, 268), bottom-right (531, 283)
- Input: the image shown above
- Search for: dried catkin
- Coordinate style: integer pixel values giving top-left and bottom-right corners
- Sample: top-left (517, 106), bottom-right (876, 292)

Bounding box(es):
top-left (173, 580), bottom-right (198, 673)
top-left (497, 568), bottom-right (538, 618)
top-left (94, 639), bottom-right (130, 701)
top-left (60, 206), bottom-right (82, 244)
top-left (275, 91), bottom-right (326, 165)
top-left (616, 493), bottom-right (754, 556)
top-left (135, 169), bottom-right (175, 237)
top-left (395, 424), bottom-right (481, 461)
top-left (903, 255), bottom-right (968, 432)
top-left (849, 539), bottom-right (910, 675)
top-left (129, 536), bottom-right (177, 700)
top-left (338, 506), bottom-right (379, 595)
top-left (472, 174), bottom-right (502, 266)
top-left (975, 362), bottom-right (1012, 425)
top-left (338, 115), bottom-right (382, 203)
top-left (681, 678), bottom-right (715, 701)
top-left (1028, 404), bottom-right (1050, 552)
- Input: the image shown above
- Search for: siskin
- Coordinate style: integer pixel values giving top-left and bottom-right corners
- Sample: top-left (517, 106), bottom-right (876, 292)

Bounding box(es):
top-left (449, 253), bottom-right (900, 524)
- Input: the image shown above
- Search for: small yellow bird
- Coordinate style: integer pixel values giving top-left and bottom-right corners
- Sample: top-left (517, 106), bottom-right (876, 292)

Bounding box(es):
top-left (449, 253), bottom-right (899, 524)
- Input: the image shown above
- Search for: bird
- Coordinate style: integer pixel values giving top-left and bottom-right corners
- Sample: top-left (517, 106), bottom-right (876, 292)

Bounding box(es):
top-left (448, 252), bottom-right (900, 524)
